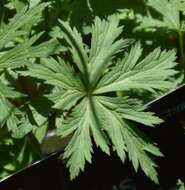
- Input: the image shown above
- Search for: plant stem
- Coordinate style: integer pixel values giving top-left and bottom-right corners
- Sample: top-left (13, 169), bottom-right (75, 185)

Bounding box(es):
top-left (178, 31), bottom-right (185, 77)
top-left (86, 0), bottom-right (93, 13)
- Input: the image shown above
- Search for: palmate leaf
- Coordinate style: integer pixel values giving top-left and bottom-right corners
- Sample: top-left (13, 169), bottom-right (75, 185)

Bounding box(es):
top-left (23, 16), bottom-right (177, 182)
top-left (0, 3), bottom-right (58, 70)
top-left (58, 95), bottom-right (162, 182)
top-left (147, 0), bottom-right (180, 30)
top-left (0, 83), bottom-right (49, 138)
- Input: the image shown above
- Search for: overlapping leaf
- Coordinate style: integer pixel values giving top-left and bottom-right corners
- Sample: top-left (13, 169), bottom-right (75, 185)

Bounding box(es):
top-left (0, 3), bottom-right (49, 50)
top-left (0, 95), bottom-right (21, 133)
top-left (0, 80), bottom-right (22, 134)
top-left (137, 0), bottom-right (185, 32)
top-left (12, 104), bottom-right (49, 139)
top-left (0, 3), bottom-right (57, 139)
top-left (0, 35), bottom-right (58, 70)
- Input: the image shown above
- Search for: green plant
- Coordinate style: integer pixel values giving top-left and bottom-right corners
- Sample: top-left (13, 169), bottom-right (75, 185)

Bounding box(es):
top-left (0, 2), bottom-right (58, 136)
top-left (0, 134), bottom-right (40, 178)
top-left (21, 15), bottom-right (178, 182)
top-left (0, 2), bottom-right (58, 176)
top-left (177, 180), bottom-right (185, 190)
top-left (136, 0), bottom-right (185, 74)
top-left (0, 1), bottom-right (184, 188)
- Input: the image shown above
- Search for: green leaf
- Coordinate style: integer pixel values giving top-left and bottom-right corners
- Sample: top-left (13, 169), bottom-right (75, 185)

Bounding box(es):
top-left (94, 96), bottom-right (162, 183)
top-left (0, 35), bottom-right (58, 70)
top-left (148, 0), bottom-right (180, 30)
top-left (96, 96), bottom-right (163, 126)
top-left (24, 16), bottom-right (177, 183)
top-left (59, 20), bottom-right (89, 76)
top-left (12, 104), bottom-right (48, 139)
top-left (87, 98), bottom-right (110, 155)
top-left (176, 179), bottom-right (185, 190)
top-left (119, 120), bottom-right (162, 184)
top-left (138, 0), bottom-right (183, 32)
top-left (60, 98), bottom-right (93, 179)
top-left (48, 89), bottom-right (84, 110)
top-left (11, 118), bottom-right (35, 139)
top-left (0, 136), bottom-right (39, 179)
top-left (0, 2), bottom-right (57, 141)
top-left (27, 39), bottom-right (59, 58)
top-left (29, 0), bottom-right (42, 8)
top-left (95, 43), bottom-right (177, 94)
top-left (21, 57), bottom-right (84, 91)
top-left (0, 80), bottom-right (22, 98)
top-left (0, 95), bottom-right (21, 132)
top-left (89, 16), bottom-right (132, 87)
top-left (93, 97), bottom-right (127, 161)
top-left (58, 97), bottom-right (110, 179)
top-left (0, 3), bottom-right (48, 50)
top-left (136, 16), bottom-right (167, 31)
